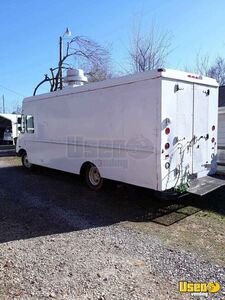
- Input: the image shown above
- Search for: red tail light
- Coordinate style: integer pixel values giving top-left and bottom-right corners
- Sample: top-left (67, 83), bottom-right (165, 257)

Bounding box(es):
top-left (165, 127), bottom-right (170, 135)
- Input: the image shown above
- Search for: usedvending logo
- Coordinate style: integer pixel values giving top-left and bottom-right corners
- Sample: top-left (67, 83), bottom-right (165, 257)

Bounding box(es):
top-left (179, 281), bottom-right (221, 297)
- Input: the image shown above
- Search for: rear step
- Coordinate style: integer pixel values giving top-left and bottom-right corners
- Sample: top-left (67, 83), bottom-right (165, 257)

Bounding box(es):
top-left (187, 176), bottom-right (225, 196)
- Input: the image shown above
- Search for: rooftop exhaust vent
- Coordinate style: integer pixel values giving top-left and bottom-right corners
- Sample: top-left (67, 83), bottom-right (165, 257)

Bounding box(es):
top-left (64, 69), bottom-right (88, 87)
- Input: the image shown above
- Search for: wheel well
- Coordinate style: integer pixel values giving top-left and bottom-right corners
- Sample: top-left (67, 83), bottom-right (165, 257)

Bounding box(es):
top-left (17, 149), bottom-right (26, 157)
top-left (80, 161), bottom-right (93, 177)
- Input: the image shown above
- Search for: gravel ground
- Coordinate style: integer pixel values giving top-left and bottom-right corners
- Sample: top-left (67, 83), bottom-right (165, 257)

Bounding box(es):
top-left (0, 155), bottom-right (225, 299)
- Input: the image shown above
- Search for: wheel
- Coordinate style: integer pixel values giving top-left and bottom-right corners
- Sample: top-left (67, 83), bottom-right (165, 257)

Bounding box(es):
top-left (22, 153), bottom-right (33, 170)
top-left (84, 163), bottom-right (103, 190)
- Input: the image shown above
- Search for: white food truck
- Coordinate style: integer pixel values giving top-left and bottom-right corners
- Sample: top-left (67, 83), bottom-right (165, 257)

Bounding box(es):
top-left (16, 68), bottom-right (224, 195)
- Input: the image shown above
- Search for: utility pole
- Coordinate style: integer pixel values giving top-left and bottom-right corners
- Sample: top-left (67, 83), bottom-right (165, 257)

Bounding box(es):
top-left (59, 36), bottom-right (63, 90)
top-left (2, 95), bottom-right (5, 113)
top-left (59, 28), bottom-right (71, 90)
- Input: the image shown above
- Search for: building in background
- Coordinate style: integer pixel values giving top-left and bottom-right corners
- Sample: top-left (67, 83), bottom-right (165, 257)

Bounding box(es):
top-left (219, 86), bottom-right (225, 107)
top-left (218, 86), bottom-right (225, 173)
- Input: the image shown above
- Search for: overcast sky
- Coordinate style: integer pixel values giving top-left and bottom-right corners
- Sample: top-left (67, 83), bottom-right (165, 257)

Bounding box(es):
top-left (1, 0), bottom-right (225, 112)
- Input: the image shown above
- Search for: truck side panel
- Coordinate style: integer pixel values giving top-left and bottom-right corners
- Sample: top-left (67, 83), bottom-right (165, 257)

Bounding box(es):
top-left (20, 78), bottom-right (161, 190)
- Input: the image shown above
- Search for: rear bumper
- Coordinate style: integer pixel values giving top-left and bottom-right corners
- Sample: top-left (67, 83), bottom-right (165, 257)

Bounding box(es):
top-left (187, 175), bottom-right (225, 196)
top-left (157, 175), bottom-right (225, 199)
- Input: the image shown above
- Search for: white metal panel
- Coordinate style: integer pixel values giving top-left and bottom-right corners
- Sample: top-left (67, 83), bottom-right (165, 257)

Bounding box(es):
top-left (161, 80), bottom-right (218, 191)
top-left (192, 85), bottom-right (218, 176)
top-left (205, 86), bottom-right (218, 175)
top-left (192, 85), bottom-right (210, 174)
top-left (160, 69), bottom-right (218, 87)
top-left (24, 69), bottom-right (218, 105)
top-left (18, 77), bottom-right (161, 190)
top-left (161, 79), bottom-right (193, 190)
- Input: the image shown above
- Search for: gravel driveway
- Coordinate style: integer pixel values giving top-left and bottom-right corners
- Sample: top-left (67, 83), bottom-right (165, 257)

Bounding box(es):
top-left (0, 155), bottom-right (225, 299)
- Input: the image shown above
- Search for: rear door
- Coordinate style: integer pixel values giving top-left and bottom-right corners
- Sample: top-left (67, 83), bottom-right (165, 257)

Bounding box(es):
top-left (161, 80), bottom-right (194, 190)
top-left (176, 82), bottom-right (193, 176)
top-left (161, 77), bottom-right (218, 191)
top-left (192, 84), bottom-right (210, 174)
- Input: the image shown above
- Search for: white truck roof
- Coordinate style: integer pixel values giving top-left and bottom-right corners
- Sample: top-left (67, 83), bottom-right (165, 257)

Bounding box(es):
top-left (24, 68), bottom-right (219, 103)
top-left (0, 113), bottom-right (19, 123)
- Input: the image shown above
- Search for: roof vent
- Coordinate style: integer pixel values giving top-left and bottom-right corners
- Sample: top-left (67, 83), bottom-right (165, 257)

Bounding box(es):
top-left (64, 69), bottom-right (88, 87)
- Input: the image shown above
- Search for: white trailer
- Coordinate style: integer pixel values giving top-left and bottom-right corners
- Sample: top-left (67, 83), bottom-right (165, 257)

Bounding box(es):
top-left (16, 68), bottom-right (224, 195)
top-left (0, 113), bottom-right (21, 145)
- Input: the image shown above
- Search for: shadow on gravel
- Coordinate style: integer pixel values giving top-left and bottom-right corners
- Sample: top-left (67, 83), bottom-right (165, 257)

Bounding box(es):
top-left (0, 162), bottom-right (225, 243)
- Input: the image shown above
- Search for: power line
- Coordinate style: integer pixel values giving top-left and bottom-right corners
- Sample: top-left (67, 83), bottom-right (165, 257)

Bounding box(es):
top-left (0, 84), bottom-right (25, 97)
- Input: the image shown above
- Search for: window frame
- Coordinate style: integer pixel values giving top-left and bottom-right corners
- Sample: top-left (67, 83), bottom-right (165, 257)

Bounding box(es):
top-left (21, 115), bottom-right (35, 134)
top-left (26, 115), bottom-right (35, 134)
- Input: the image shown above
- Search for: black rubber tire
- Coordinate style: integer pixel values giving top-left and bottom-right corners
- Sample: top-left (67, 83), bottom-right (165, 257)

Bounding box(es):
top-left (21, 153), bottom-right (33, 170)
top-left (84, 163), bottom-right (103, 191)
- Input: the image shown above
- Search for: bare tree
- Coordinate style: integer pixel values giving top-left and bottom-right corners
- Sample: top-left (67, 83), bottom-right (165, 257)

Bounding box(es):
top-left (207, 57), bottom-right (225, 85)
top-left (195, 54), bottom-right (225, 85)
top-left (34, 36), bottom-right (111, 95)
top-left (12, 102), bottom-right (22, 114)
top-left (128, 22), bottom-right (172, 73)
top-left (195, 53), bottom-right (211, 76)
top-left (84, 62), bottom-right (112, 82)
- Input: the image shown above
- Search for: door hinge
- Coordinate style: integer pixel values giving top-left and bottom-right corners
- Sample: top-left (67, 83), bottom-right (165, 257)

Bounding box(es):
top-left (174, 84), bottom-right (184, 92)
